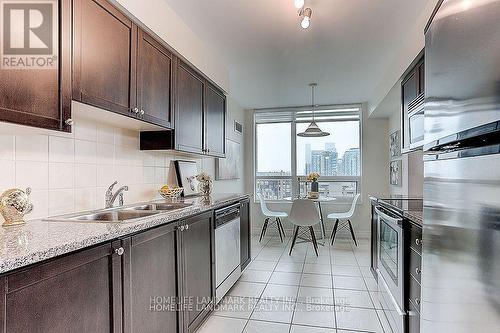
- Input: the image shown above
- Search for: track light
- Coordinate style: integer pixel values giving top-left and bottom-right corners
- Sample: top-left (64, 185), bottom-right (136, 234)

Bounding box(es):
top-left (294, 0), bottom-right (305, 9)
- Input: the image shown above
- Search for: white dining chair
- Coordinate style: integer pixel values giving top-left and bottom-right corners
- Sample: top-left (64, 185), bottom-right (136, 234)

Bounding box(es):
top-left (288, 199), bottom-right (321, 256)
top-left (327, 194), bottom-right (361, 246)
top-left (257, 193), bottom-right (287, 242)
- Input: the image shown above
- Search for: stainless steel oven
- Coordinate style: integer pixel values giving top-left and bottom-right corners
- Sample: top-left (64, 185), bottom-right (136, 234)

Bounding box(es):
top-left (376, 205), bottom-right (406, 333)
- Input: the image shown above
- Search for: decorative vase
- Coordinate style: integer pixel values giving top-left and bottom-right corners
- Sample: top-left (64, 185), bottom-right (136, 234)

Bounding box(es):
top-left (198, 180), bottom-right (212, 196)
top-left (311, 181), bottom-right (319, 193)
top-left (0, 188), bottom-right (33, 227)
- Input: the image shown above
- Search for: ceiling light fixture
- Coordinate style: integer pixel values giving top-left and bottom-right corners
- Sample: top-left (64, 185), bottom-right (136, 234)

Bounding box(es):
top-left (299, 6), bottom-right (312, 29)
top-left (297, 83), bottom-right (330, 137)
top-left (294, 0), bottom-right (305, 9)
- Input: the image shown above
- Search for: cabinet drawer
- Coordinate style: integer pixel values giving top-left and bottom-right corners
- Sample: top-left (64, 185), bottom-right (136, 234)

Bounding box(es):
top-left (408, 300), bottom-right (421, 333)
top-left (409, 275), bottom-right (421, 314)
top-left (410, 224), bottom-right (423, 254)
top-left (409, 248), bottom-right (422, 284)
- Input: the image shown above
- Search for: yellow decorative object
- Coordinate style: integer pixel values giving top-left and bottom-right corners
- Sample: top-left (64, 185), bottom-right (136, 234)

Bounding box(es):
top-left (0, 188), bottom-right (33, 227)
top-left (158, 186), bottom-right (184, 199)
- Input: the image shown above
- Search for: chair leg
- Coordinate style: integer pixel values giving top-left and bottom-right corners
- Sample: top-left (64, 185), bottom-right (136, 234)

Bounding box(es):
top-left (347, 219), bottom-right (357, 246)
top-left (309, 226), bottom-right (319, 256)
top-left (259, 218), bottom-right (269, 242)
top-left (331, 219), bottom-right (339, 245)
top-left (276, 218), bottom-right (283, 242)
top-left (277, 217), bottom-right (286, 238)
top-left (289, 226), bottom-right (300, 255)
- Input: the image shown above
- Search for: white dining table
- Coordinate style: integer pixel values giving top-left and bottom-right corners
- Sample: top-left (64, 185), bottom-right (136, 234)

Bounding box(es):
top-left (284, 196), bottom-right (336, 242)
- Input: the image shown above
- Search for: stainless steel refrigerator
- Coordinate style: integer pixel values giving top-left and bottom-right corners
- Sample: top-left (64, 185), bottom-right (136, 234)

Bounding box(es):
top-left (422, 0), bottom-right (500, 332)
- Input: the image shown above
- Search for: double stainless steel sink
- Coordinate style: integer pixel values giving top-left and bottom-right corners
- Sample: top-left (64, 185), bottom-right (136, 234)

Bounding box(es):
top-left (46, 202), bottom-right (193, 223)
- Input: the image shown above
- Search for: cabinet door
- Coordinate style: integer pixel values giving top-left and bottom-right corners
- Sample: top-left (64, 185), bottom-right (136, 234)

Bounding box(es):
top-left (175, 62), bottom-right (204, 154)
top-left (240, 198), bottom-right (251, 270)
top-left (0, 242), bottom-right (122, 333)
top-left (204, 84), bottom-right (226, 157)
top-left (0, 0), bottom-right (71, 131)
top-left (137, 29), bottom-right (174, 128)
top-left (401, 72), bottom-right (417, 150)
top-left (122, 223), bottom-right (180, 333)
top-left (180, 211), bottom-right (214, 333)
top-left (73, 0), bottom-right (137, 116)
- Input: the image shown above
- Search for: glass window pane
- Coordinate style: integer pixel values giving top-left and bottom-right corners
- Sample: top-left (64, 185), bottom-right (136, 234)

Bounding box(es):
top-left (298, 181), bottom-right (358, 198)
top-left (256, 179), bottom-right (292, 200)
top-left (256, 123), bottom-right (291, 176)
top-left (296, 121), bottom-right (360, 176)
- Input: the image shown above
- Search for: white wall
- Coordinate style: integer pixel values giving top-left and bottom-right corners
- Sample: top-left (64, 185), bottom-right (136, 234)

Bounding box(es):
top-left (0, 100), bottom-right (246, 223)
top-left (245, 105), bottom-right (389, 239)
top-left (368, 0), bottom-right (440, 114)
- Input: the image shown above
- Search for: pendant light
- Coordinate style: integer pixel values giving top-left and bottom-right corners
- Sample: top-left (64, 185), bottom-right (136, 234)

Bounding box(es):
top-left (297, 83), bottom-right (330, 137)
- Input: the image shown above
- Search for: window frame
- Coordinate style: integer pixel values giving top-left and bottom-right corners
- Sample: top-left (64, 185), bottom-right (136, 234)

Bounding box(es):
top-left (253, 104), bottom-right (363, 203)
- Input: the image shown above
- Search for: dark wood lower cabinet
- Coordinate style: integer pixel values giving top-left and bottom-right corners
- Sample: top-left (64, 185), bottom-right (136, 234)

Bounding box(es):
top-left (179, 211), bottom-right (214, 333)
top-left (0, 203), bottom-right (250, 333)
top-left (240, 198), bottom-right (251, 270)
top-left (122, 223), bottom-right (180, 333)
top-left (0, 241), bottom-right (123, 333)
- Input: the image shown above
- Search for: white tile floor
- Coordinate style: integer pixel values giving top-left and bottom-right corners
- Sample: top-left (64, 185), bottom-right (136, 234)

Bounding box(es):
top-left (197, 232), bottom-right (389, 333)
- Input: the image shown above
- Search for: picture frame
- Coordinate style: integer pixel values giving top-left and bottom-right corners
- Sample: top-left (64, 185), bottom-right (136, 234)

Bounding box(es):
top-left (216, 139), bottom-right (241, 180)
top-left (174, 160), bottom-right (199, 196)
top-left (390, 130), bottom-right (401, 159)
top-left (390, 160), bottom-right (402, 186)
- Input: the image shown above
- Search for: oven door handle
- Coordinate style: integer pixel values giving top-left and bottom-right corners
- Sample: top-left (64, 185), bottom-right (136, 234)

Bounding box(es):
top-left (375, 207), bottom-right (403, 226)
top-left (376, 269), bottom-right (407, 316)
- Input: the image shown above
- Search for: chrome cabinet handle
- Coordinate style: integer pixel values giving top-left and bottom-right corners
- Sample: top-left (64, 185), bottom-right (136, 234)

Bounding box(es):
top-left (415, 238), bottom-right (421, 246)
top-left (140, 109), bottom-right (145, 116)
top-left (114, 247), bottom-right (125, 256)
top-left (415, 298), bottom-right (421, 305)
top-left (179, 225), bottom-right (185, 231)
top-left (133, 107), bottom-right (139, 114)
top-left (415, 267), bottom-right (421, 275)
top-left (65, 118), bottom-right (74, 126)
top-left (185, 224), bottom-right (189, 230)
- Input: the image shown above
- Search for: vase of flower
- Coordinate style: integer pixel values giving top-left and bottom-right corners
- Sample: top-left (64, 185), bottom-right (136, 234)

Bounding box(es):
top-left (196, 172), bottom-right (213, 196)
top-left (307, 172), bottom-right (320, 196)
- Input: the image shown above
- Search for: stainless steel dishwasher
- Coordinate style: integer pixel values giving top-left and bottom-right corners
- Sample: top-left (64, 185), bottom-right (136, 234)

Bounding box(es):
top-left (214, 203), bottom-right (241, 302)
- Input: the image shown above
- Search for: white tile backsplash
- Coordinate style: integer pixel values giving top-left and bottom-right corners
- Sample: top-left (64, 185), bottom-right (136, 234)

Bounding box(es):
top-left (15, 161), bottom-right (49, 190)
top-left (49, 163), bottom-right (74, 189)
top-left (49, 136), bottom-right (74, 163)
top-left (16, 135), bottom-right (48, 162)
top-left (0, 134), bottom-right (15, 160)
top-left (0, 100), bottom-right (244, 221)
top-left (75, 140), bottom-right (97, 164)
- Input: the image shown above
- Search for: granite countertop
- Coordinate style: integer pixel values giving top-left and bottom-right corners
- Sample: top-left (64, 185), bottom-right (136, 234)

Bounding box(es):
top-left (0, 193), bottom-right (250, 274)
top-left (404, 210), bottom-right (423, 225)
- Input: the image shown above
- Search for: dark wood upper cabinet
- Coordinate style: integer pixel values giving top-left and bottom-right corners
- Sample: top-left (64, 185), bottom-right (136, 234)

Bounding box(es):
top-left (72, 0), bottom-right (137, 116)
top-left (0, 241), bottom-right (123, 333)
top-left (136, 29), bottom-right (175, 128)
top-left (204, 84), bottom-right (226, 157)
top-left (0, 0), bottom-right (72, 132)
top-left (122, 223), bottom-right (180, 333)
top-left (175, 61), bottom-right (205, 154)
top-left (179, 211), bottom-right (214, 333)
top-left (240, 198), bottom-right (251, 270)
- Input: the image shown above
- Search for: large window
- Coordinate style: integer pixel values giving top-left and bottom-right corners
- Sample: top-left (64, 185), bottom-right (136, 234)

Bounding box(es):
top-left (255, 105), bottom-right (361, 201)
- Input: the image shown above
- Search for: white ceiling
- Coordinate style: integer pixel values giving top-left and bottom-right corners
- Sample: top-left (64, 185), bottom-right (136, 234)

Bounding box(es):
top-left (163, 0), bottom-right (432, 109)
